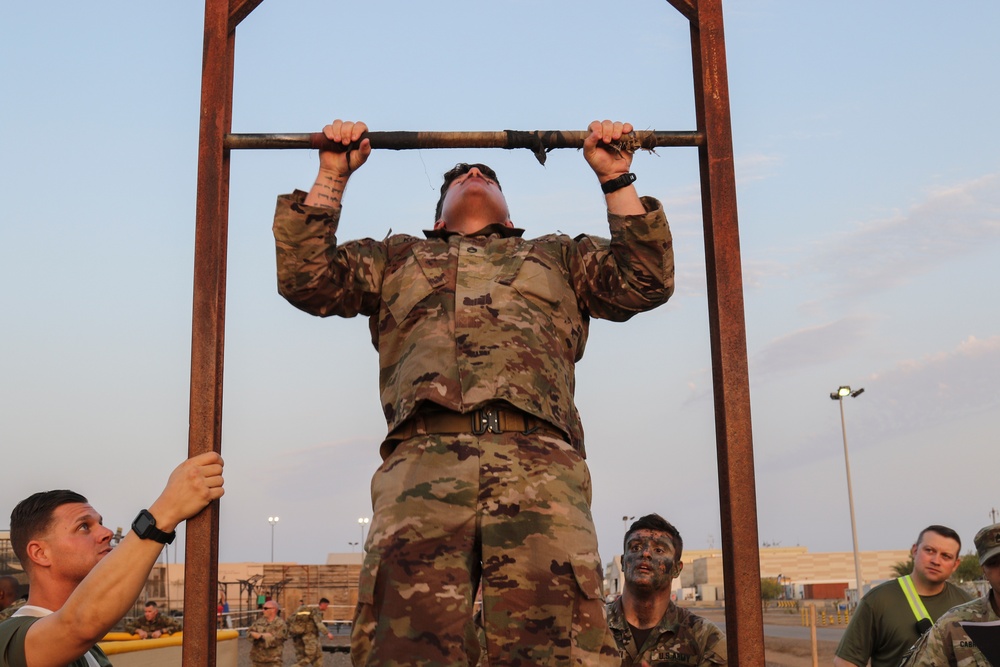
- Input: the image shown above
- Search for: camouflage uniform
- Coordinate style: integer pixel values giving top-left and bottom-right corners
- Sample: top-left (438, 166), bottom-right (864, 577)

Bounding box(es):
top-left (606, 596), bottom-right (727, 666)
top-left (274, 190), bottom-right (674, 667)
top-left (0, 598), bottom-right (26, 622)
top-left (289, 605), bottom-right (329, 667)
top-left (901, 590), bottom-right (999, 667)
top-left (248, 614), bottom-right (289, 666)
top-left (124, 611), bottom-right (181, 637)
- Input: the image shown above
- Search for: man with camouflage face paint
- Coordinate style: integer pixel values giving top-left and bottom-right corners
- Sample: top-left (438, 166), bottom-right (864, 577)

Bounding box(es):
top-left (273, 118), bottom-right (674, 666)
top-left (607, 514), bottom-right (726, 666)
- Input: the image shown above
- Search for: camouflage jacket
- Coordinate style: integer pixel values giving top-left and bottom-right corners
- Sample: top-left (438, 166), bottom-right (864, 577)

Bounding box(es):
top-left (273, 191), bottom-right (674, 457)
top-left (124, 612), bottom-right (180, 636)
top-left (0, 598), bottom-right (26, 622)
top-left (606, 596), bottom-right (727, 666)
top-left (248, 615), bottom-right (288, 663)
top-left (288, 605), bottom-right (329, 637)
top-left (901, 591), bottom-right (999, 667)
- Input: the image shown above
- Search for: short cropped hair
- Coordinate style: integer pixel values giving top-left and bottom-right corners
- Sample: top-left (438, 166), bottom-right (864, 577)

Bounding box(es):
top-left (434, 163), bottom-right (502, 223)
top-left (0, 575), bottom-right (20, 599)
top-left (916, 525), bottom-right (962, 552)
top-left (10, 489), bottom-right (88, 569)
top-left (624, 514), bottom-right (683, 563)
top-left (319, 597), bottom-right (330, 605)
top-left (145, 601), bottom-right (159, 609)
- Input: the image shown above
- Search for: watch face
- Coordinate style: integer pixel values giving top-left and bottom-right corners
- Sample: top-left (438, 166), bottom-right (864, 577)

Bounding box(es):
top-left (134, 511), bottom-right (155, 535)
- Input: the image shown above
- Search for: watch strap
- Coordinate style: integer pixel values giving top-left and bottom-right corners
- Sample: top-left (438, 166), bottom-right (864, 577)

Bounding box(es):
top-left (600, 172), bottom-right (637, 194)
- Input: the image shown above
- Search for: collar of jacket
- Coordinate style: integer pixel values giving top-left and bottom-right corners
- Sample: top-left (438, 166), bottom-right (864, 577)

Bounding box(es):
top-left (423, 222), bottom-right (525, 240)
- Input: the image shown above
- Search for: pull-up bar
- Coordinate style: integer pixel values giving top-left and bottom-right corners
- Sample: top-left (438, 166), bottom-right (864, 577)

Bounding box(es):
top-left (224, 129), bottom-right (703, 164)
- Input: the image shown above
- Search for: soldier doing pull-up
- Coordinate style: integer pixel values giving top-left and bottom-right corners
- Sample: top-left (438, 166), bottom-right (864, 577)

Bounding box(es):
top-left (272, 118), bottom-right (675, 666)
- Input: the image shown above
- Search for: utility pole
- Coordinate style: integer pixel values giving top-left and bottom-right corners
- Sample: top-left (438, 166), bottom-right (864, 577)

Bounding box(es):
top-left (830, 386), bottom-right (865, 596)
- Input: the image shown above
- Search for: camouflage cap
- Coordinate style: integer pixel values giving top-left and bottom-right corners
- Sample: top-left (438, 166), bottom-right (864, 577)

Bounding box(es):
top-left (974, 523), bottom-right (1000, 565)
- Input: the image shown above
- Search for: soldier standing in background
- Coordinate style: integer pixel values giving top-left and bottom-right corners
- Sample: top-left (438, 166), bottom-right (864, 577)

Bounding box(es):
top-left (248, 600), bottom-right (288, 667)
top-left (288, 597), bottom-right (333, 667)
top-left (901, 523), bottom-right (1000, 667)
top-left (834, 525), bottom-right (972, 667)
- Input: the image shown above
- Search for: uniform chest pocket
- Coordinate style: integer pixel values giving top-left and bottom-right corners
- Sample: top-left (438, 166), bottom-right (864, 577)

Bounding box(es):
top-left (507, 250), bottom-right (566, 311)
top-left (381, 248), bottom-right (445, 324)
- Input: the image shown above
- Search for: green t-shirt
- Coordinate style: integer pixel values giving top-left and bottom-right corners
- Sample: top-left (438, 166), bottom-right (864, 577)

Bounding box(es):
top-left (836, 579), bottom-right (973, 667)
top-left (0, 615), bottom-right (113, 667)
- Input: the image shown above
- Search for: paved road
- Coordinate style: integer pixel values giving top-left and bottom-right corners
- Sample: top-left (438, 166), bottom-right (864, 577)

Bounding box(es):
top-left (701, 608), bottom-right (847, 643)
top-left (712, 620), bottom-right (845, 642)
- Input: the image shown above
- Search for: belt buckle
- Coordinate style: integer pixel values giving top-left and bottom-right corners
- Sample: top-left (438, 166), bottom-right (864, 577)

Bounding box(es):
top-left (472, 407), bottom-right (502, 435)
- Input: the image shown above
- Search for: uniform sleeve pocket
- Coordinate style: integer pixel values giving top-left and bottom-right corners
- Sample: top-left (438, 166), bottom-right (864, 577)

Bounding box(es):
top-left (357, 551), bottom-right (381, 605)
top-left (571, 553), bottom-right (606, 600)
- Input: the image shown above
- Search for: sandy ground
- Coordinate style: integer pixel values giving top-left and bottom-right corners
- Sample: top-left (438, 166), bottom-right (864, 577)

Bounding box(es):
top-left (234, 608), bottom-right (840, 666)
top-left (236, 632), bottom-right (351, 667)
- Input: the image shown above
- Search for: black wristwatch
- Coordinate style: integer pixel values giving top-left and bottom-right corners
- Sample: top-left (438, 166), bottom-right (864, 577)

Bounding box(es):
top-left (132, 509), bottom-right (176, 545)
top-left (601, 172), bottom-right (637, 194)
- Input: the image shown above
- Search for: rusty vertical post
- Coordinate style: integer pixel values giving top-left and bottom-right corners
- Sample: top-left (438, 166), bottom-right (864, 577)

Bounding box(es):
top-left (183, 0), bottom-right (235, 664)
top-left (686, 0), bottom-right (765, 664)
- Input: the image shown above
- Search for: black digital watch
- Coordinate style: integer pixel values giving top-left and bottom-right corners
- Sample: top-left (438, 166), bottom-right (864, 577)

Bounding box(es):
top-left (132, 509), bottom-right (176, 545)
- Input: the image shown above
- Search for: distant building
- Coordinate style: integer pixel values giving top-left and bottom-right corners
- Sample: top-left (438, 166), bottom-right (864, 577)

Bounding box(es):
top-left (603, 545), bottom-right (911, 603)
top-left (0, 532), bottom-right (23, 577)
top-left (143, 555), bottom-right (362, 626)
top-left (0, 537), bottom-right (365, 627)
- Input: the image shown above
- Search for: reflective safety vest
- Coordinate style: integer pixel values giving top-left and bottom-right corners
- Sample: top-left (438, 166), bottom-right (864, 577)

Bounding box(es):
top-left (898, 575), bottom-right (932, 629)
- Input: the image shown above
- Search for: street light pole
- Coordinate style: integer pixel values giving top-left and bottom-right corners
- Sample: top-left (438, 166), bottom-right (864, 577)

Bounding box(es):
top-left (830, 385), bottom-right (865, 598)
top-left (622, 516), bottom-right (635, 534)
top-left (268, 516), bottom-right (279, 563)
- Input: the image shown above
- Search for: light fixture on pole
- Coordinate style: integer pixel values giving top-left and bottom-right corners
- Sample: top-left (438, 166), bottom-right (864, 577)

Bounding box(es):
top-left (268, 516), bottom-right (279, 563)
top-left (829, 385), bottom-right (865, 597)
top-left (358, 517), bottom-right (370, 553)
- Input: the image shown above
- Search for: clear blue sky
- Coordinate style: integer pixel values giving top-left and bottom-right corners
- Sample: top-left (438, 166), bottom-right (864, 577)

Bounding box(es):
top-left (2, 1), bottom-right (998, 576)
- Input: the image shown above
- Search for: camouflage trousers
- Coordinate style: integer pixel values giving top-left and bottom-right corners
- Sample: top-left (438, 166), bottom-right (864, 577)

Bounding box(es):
top-left (292, 633), bottom-right (323, 667)
top-left (351, 430), bottom-right (619, 667)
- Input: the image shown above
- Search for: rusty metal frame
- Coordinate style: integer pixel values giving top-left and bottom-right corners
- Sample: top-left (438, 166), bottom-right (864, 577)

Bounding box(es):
top-left (183, 0), bottom-right (763, 664)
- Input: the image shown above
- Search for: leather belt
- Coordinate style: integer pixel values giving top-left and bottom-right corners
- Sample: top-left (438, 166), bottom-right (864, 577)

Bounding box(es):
top-left (388, 405), bottom-right (565, 441)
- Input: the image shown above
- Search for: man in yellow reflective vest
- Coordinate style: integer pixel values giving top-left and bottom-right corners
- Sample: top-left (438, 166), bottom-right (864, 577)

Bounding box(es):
top-left (834, 525), bottom-right (973, 667)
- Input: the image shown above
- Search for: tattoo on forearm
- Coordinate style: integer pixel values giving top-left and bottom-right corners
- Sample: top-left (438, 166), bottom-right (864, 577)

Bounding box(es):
top-left (312, 177), bottom-right (345, 206)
